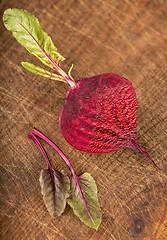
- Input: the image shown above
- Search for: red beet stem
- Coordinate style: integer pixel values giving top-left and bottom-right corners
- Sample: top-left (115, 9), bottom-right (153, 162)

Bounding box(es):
top-left (29, 133), bottom-right (52, 170)
top-left (130, 139), bottom-right (157, 167)
top-left (30, 128), bottom-right (76, 176)
top-left (28, 132), bottom-right (56, 206)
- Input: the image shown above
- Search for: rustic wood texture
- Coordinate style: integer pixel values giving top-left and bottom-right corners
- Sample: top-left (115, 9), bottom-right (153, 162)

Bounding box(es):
top-left (0, 0), bottom-right (167, 239)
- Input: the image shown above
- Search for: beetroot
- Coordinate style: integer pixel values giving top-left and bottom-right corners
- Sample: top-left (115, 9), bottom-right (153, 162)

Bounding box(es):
top-left (60, 73), bottom-right (137, 153)
top-left (60, 73), bottom-right (156, 166)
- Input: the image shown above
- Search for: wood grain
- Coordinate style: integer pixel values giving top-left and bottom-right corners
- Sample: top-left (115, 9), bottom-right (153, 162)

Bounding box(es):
top-left (0, 0), bottom-right (167, 239)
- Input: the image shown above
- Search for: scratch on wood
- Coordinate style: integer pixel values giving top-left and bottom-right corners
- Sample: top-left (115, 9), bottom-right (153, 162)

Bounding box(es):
top-left (105, 206), bottom-right (129, 234)
top-left (0, 87), bottom-right (55, 119)
top-left (17, 209), bottom-right (67, 238)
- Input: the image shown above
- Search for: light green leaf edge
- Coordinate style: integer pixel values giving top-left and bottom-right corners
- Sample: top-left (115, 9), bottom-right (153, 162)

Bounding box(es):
top-left (40, 169), bottom-right (70, 218)
top-left (3, 8), bottom-right (65, 69)
top-left (22, 62), bottom-right (66, 82)
top-left (67, 172), bottom-right (101, 230)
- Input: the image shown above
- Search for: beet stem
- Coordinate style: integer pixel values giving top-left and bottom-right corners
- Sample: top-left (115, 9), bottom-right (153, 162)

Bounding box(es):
top-left (28, 133), bottom-right (56, 206)
top-left (28, 133), bottom-right (52, 170)
top-left (30, 128), bottom-right (76, 176)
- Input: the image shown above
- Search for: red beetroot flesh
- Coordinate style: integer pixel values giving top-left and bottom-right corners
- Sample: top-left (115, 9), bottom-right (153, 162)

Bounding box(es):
top-left (60, 73), bottom-right (138, 151)
top-left (60, 73), bottom-right (156, 165)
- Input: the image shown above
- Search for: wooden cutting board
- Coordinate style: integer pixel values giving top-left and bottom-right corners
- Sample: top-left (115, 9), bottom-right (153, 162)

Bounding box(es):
top-left (0, 0), bottom-right (167, 239)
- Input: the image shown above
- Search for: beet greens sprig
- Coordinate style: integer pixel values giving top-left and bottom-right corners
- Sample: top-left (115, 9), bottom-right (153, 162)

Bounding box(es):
top-left (29, 128), bottom-right (101, 230)
top-left (3, 8), bottom-right (75, 87)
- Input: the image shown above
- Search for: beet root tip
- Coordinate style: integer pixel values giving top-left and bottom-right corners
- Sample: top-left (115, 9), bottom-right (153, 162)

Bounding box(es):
top-left (130, 139), bottom-right (158, 168)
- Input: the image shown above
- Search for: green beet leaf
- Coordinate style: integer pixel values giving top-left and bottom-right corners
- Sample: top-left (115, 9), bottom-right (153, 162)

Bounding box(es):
top-left (21, 62), bottom-right (66, 82)
top-left (40, 169), bottom-right (70, 217)
top-left (3, 8), bottom-right (65, 67)
top-left (3, 8), bottom-right (66, 77)
top-left (68, 172), bottom-right (101, 230)
top-left (3, 8), bottom-right (75, 87)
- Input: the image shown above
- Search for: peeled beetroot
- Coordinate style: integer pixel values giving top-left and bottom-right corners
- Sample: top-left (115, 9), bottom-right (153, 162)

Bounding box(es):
top-left (3, 9), bottom-right (157, 166)
top-left (60, 73), bottom-right (156, 166)
top-left (60, 73), bottom-right (137, 152)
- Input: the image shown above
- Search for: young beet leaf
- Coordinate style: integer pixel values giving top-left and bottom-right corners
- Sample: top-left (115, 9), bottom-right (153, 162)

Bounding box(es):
top-left (29, 128), bottom-right (101, 230)
top-left (3, 9), bottom-right (157, 166)
top-left (22, 62), bottom-right (66, 82)
top-left (68, 172), bottom-right (101, 230)
top-left (40, 169), bottom-right (70, 217)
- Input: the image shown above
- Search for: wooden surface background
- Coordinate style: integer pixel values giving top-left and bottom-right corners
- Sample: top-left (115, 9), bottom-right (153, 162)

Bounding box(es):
top-left (0, 0), bottom-right (167, 239)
